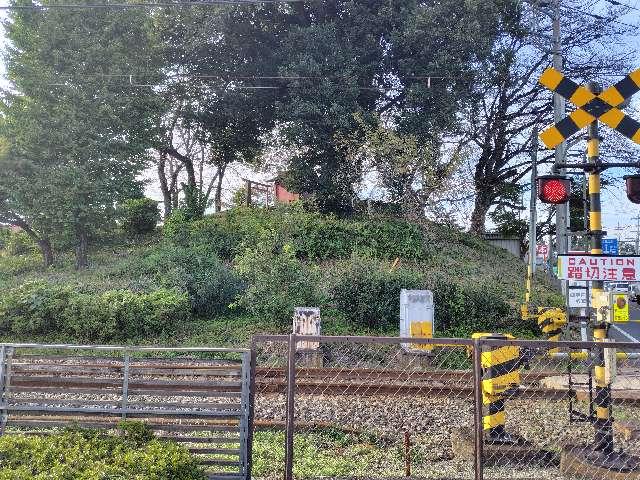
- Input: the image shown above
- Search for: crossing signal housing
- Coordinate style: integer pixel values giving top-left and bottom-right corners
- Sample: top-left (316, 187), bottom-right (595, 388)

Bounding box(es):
top-left (624, 174), bottom-right (640, 204)
top-left (537, 175), bottom-right (570, 204)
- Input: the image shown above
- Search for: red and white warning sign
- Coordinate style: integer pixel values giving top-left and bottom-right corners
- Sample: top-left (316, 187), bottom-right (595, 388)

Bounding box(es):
top-left (536, 244), bottom-right (549, 258)
top-left (558, 254), bottom-right (640, 281)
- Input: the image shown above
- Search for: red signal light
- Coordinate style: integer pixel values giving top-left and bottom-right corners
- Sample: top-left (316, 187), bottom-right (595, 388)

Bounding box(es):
top-left (624, 175), bottom-right (640, 204)
top-left (537, 175), bottom-right (570, 204)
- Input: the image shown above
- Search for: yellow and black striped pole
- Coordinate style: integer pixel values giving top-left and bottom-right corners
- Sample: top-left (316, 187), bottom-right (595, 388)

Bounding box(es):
top-left (537, 308), bottom-right (566, 355)
top-left (587, 81), bottom-right (613, 454)
top-left (472, 333), bottom-right (520, 442)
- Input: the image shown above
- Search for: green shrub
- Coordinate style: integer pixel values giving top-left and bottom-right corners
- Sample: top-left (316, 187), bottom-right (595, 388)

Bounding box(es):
top-left (163, 209), bottom-right (241, 258)
top-left (4, 231), bottom-right (37, 256)
top-left (0, 282), bottom-right (190, 342)
top-left (62, 288), bottom-right (189, 341)
top-left (0, 228), bottom-right (10, 250)
top-left (118, 197), bottom-right (160, 235)
top-left (0, 254), bottom-right (42, 277)
top-left (427, 279), bottom-right (513, 335)
top-left (330, 259), bottom-right (514, 333)
top-left (234, 244), bottom-right (325, 325)
top-left (122, 243), bottom-right (245, 316)
top-left (0, 424), bottom-right (205, 479)
top-left (164, 204), bottom-right (429, 261)
top-left (0, 281), bottom-right (73, 335)
top-left (331, 259), bottom-right (424, 329)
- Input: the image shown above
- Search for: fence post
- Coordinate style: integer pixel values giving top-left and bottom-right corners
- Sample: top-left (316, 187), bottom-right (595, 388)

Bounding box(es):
top-left (121, 350), bottom-right (130, 420)
top-left (246, 339), bottom-right (258, 480)
top-left (284, 333), bottom-right (297, 480)
top-left (472, 338), bottom-right (484, 480)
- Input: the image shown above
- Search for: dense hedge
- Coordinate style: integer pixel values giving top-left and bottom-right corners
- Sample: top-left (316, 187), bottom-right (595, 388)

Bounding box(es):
top-left (331, 259), bottom-right (423, 329)
top-left (164, 204), bottom-right (429, 261)
top-left (119, 243), bottom-right (245, 316)
top-left (0, 423), bottom-right (205, 479)
top-left (0, 281), bottom-right (190, 341)
top-left (234, 244), bottom-right (325, 325)
top-left (0, 230), bottom-right (37, 256)
top-left (118, 197), bottom-right (160, 235)
top-left (330, 258), bottom-right (514, 333)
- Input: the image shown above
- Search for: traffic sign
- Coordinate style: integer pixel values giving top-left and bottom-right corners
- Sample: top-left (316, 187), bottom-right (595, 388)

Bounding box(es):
top-left (557, 254), bottom-right (640, 281)
top-left (536, 244), bottom-right (549, 258)
top-left (568, 280), bottom-right (589, 308)
top-left (602, 238), bottom-right (619, 256)
top-left (538, 67), bottom-right (640, 148)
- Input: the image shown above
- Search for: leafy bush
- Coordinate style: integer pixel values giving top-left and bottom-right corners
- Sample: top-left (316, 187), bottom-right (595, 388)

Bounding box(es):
top-left (427, 278), bottom-right (513, 335)
top-left (164, 204), bottom-right (429, 261)
top-left (0, 281), bottom-right (73, 334)
top-left (0, 423), bottom-right (205, 479)
top-left (330, 258), bottom-right (514, 333)
top-left (0, 254), bottom-right (42, 278)
top-left (121, 243), bottom-right (245, 316)
top-left (118, 197), bottom-right (160, 235)
top-left (331, 259), bottom-right (424, 329)
top-left (0, 228), bottom-right (10, 250)
top-left (163, 209), bottom-right (241, 258)
top-left (0, 281), bottom-right (190, 341)
top-left (3, 231), bottom-right (37, 256)
top-left (234, 244), bottom-right (325, 325)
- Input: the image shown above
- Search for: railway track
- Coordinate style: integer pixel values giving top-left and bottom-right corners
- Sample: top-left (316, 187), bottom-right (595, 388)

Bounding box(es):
top-left (254, 367), bottom-right (640, 404)
top-left (4, 357), bottom-right (640, 405)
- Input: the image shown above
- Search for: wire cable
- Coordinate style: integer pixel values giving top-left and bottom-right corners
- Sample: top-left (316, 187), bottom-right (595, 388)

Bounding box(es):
top-left (0, 0), bottom-right (303, 10)
top-left (604, 0), bottom-right (640, 12)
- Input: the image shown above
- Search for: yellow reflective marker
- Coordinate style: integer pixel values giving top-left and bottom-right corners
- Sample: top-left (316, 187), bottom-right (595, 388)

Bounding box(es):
top-left (630, 69), bottom-right (640, 87)
top-left (571, 108), bottom-right (596, 128)
top-left (599, 108), bottom-right (625, 128)
top-left (599, 87), bottom-right (625, 107)
top-left (612, 293), bottom-right (629, 323)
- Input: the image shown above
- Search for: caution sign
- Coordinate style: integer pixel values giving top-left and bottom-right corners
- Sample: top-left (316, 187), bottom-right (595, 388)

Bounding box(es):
top-left (612, 293), bottom-right (630, 323)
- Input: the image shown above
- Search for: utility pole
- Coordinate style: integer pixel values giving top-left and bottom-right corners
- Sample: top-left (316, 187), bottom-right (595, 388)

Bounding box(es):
top-left (529, 129), bottom-right (538, 274)
top-left (551, 0), bottom-right (569, 265)
top-left (526, 129), bottom-right (539, 304)
top-left (632, 214), bottom-right (640, 254)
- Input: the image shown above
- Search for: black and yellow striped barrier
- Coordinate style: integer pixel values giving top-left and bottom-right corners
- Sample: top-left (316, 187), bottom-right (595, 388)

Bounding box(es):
top-left (537, 308), bottom-right (567, 355)
top-left (538, 67), bottom-right (640, 149)
top-left (472, 332), bottom-right (521, 442)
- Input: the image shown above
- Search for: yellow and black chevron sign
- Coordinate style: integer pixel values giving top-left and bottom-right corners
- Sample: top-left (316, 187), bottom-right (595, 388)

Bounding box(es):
top-left (538, 67), bottom-right (640, 149)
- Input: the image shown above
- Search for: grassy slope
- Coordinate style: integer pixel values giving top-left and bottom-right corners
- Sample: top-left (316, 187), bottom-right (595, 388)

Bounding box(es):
top-left (0, 221), bottom-right (562, 346)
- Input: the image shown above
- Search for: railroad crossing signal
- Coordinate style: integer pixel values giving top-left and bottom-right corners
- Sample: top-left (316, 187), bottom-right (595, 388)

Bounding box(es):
top-left (538, 67), bottom-right (640, 149)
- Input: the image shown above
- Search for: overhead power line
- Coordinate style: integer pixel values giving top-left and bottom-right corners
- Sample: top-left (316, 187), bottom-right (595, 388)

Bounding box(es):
top-left (0, 0), bottom-right (302, 10)
top-left (604, 0), bottom-right (640, 12)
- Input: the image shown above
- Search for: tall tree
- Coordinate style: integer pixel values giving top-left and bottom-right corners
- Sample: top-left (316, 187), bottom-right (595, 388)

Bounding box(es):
top-left (464, 0), bottom-right (635, 233)
top-left (272, 0), bottom-right (505, 214)
top-left (153, 4), bottom-right (280, 217)
top-left (1, 1), bottom-right (162, 267)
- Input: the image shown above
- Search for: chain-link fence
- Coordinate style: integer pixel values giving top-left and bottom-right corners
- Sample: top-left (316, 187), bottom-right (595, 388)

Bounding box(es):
top-left (478, 337), bottom-right (640, 480)
top-left (250, 335), bottom-right (640, 480)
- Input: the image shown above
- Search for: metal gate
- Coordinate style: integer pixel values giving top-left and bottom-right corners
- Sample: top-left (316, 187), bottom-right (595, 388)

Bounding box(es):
top-left (0, 343), bottom-right (254, 480)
